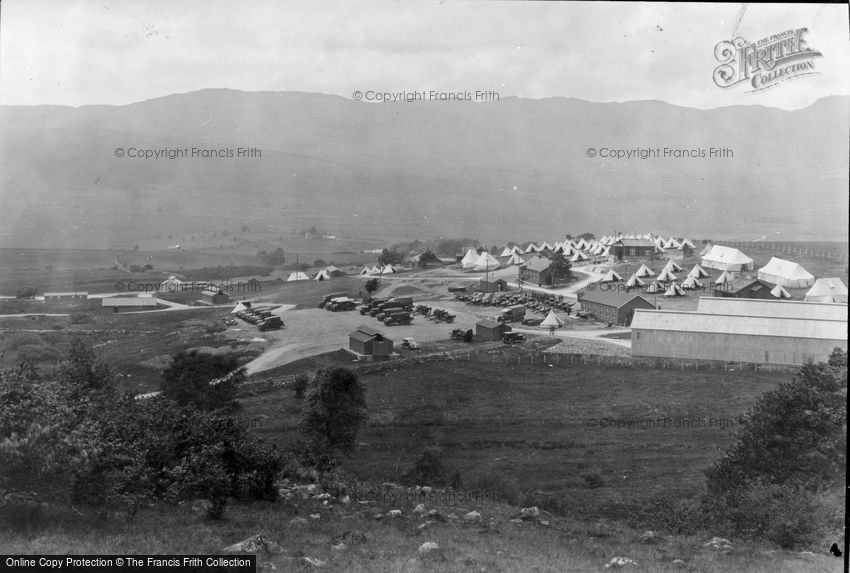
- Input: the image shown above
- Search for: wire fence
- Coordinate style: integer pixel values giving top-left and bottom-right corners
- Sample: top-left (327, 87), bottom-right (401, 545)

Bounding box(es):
top-left (238, 345), bottom-right (797, 396)
top-left (715, 240), bottom-right (849, 266)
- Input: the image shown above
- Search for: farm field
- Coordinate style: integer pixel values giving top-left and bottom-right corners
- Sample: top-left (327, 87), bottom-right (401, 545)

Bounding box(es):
top-left (242, 355), bottom-right (786, 521)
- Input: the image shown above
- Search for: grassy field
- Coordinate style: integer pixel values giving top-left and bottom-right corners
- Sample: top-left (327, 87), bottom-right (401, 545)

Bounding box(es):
top-left (242, 355), bottom-right (788, 521)
top-left (0, 306), bottom-right (254, 394)
top-left (1, 493), bottom-right (838, 572)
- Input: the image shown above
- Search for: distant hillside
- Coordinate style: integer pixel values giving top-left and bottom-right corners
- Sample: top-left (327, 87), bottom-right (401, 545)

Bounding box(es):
top-left (1, 90), bottom-right (848, 248)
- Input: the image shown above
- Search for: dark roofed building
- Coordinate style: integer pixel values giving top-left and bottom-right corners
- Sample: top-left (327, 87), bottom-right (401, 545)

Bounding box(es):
top-left (578, 290), bottom-right (655, 326)
top-left (714, 278), bottom-right (775, 300)
top-left (201, 289), bottom-right (230, 305)
top-left (102, 296), bottom-right (159, 313)
top-left (44, 292), bottom-right (88, 300)
top-left (348, 324), bottom-right (394, 357)
top-left (612, 239), bottom-right (656, 261)
top-left (520, 255), bottom-right (555, 287)
top-left (475, 319), bottom-right (511, 341)
top-left (479, 278), bottom-right (508, 293)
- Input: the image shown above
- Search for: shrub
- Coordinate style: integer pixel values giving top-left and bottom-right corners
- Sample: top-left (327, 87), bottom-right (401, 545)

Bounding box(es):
top-left (402, 447), bottom-right (448, 487)
top-left (299, 368), bottom-right (367, 453)
top-left (160, 350), bottom-right (244, 412)
top-left (581, 472), bottom-right (605, 489)
top-left (293, 374), bottom-right (309, 399)
top-left (1, 342), bottom-right (282, 520)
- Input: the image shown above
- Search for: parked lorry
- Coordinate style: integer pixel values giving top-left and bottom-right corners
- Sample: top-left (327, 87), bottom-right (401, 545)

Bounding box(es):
top-left (318, 291), bottom-right (348, 309)
top-left (384, 312), bottom-right (412, 326)
top-left (499, 304), bottom-right (526, 323)
top-left (327, 297), bottom-right (356, 311)
top-left (450, 328), bottom-right (474, 342)
top-left (503, 332), bottom-right (526, 344)
top-left (258, 316), bottom-right (284, 331)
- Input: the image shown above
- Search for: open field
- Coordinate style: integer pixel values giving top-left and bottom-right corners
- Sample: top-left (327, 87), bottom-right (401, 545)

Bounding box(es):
top-left (242, 355), bottom-right (788, 521)
top-left (2, 492), bottom-right (838, 572)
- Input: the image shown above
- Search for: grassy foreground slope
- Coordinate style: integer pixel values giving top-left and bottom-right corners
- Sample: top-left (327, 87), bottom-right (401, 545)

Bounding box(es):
top-left (244, 357), bottom-right (787, 519)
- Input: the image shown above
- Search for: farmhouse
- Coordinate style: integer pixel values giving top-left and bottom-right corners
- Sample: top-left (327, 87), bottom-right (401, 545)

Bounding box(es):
top-left (102, 296), bottom-right (158, 312)
top-left (578, 290), bottom-right (655, 326)
top-left (43, 292), bottom-right (88, 300)
top-left (611, 239), bottom-right (656, 261)
top-left (201, 289), bottom-right (230, 305)
top-left (479, 278), bottom-right (508, 293)
top-left (475, 319), bottom-right (511, 341)
top-left (630, 298), bottom-right (848, 366)
top-left (348, 325), bottom-right (394, 358)
top-left (713, 278), bottom-right (776, 300)
top-left (519, 255), bottom-right (556, 287)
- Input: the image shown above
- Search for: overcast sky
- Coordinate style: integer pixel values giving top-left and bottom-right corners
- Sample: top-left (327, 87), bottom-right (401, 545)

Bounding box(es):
top-left (1, 1), bottom-right (848, 109)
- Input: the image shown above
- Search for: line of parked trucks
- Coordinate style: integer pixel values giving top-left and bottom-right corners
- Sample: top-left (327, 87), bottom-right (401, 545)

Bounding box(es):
top-left (455, 291), bottom-right (576, 325)
top-left (232, 303), bottom-right (284, 331)
top-left (358, 296), bottom-right (415, 326)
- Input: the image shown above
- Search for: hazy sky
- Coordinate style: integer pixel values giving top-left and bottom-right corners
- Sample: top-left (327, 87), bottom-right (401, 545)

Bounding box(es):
top-left (1, 1), bottom-right (848, 109)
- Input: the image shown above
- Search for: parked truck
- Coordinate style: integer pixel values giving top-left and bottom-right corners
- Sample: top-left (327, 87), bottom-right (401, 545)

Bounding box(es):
top-left (258, 316), bottom-right (284, 331)
top-left (499, 304), bottom-right (526, 323)
top-left (383, 312), bottom-right (412, 326)
top-left (318, 291), bottom-right (348, 309)
top-left (327, 297), bottom-right (356, 311)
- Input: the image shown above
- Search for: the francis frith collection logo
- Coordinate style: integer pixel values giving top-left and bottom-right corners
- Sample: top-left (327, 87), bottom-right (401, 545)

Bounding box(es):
top-left (713, 28), bottom-right (822, 92)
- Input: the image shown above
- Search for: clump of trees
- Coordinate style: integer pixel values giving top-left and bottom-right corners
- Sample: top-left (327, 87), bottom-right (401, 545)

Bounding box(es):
top-left (640, 349), bottom-right (847, 549)
top-left (700, 348), bottom-right (846, 548)
top-left (0, 341), bottom-right (280, 521)
top-left (257, 248), bottom-right (286, 266)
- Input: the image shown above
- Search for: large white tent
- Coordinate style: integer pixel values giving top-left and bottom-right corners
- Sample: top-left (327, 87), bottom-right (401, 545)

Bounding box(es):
top-left (662, 260), bottom-right (683, 273)
top-left (701, 245), bottom-right (754, 272)
top-left (287, 271), bottom-right (311, 281)
top-left (472, 252), bottom-right (501, 272)
top-left (805, 278), bottom-right (848, 303)
top-left (506, 253), bottom-right (526, 266)
top-left (757, 257), bottom-right (815, 288)
top-left (313, 269), bottom-right (332, 281)
top-left (699, 242), bottom-right (714, 257)
top-left (461, 249), bottom-right (479, 269)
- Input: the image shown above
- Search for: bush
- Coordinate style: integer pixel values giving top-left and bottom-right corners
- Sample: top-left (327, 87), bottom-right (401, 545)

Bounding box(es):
top-left (299, 368), bottom-right (367, 453)
top-left (0, 342), bottom-right (282, 520)
top-left (402, 447), bottom-right (448, 487)
top-left (581, 472), bottom-right (605, 489)
top-left (160, 350), bottom-right (244, 412)
top-left (293, 374), bottom-right (309, 399)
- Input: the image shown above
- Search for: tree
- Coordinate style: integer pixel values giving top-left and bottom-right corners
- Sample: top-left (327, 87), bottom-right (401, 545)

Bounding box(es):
top-left (257, 248), bottom-right (286, 266)
top-left (15, 287), bottom-right (37, 299)
top-left (313, 259), bottom-right (326, 268)
top-left (706, 349), bottom-right (846, 494)
top-left (378, 248), bottom-right (403, 266)
top-left (299, 368), bottom-right (368, 452)
top-left (701, 349), bottom-right (847, 548)
top-left (160, 350), bottom-right (244, 412)
top-left (293, 374), bottom-right (309, 399)
top-left (0, 342), bottom-right (280, 520)
top-left (364, 278), bottom-right (380, 296)
top-left (577, 232), bottom-right (596, 241)
top-left (548, 252), bottom-right (572, 282)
